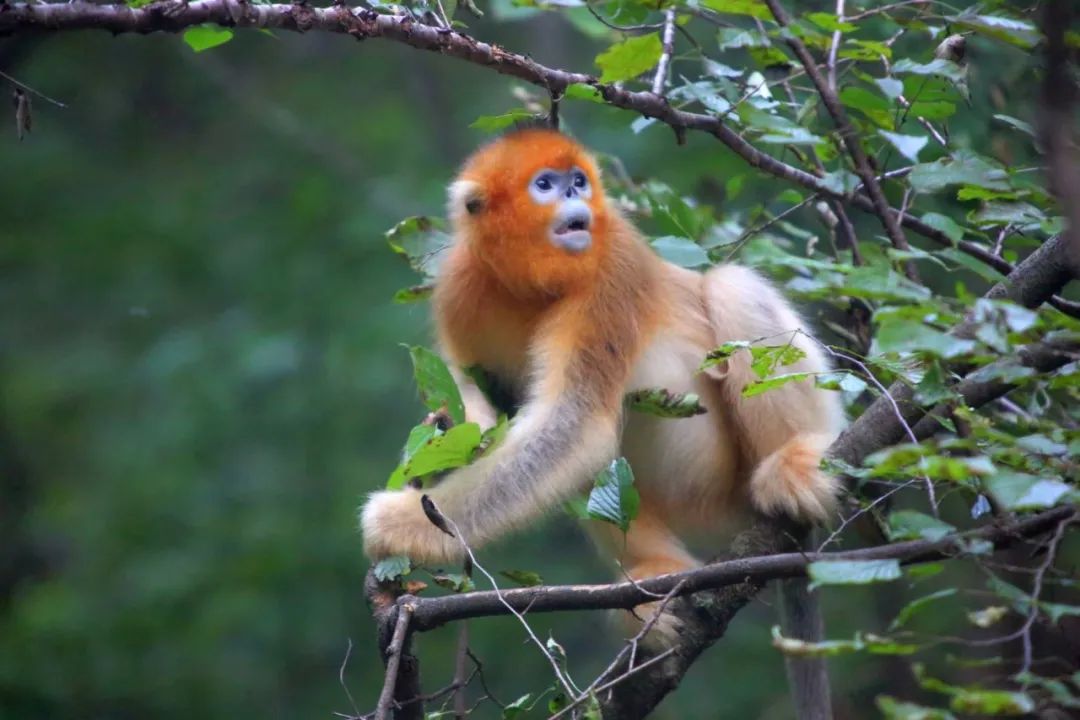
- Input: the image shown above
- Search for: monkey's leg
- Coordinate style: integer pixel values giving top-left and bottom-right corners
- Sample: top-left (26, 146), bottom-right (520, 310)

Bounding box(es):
top-left (588, 503), bottom-right (699, 648)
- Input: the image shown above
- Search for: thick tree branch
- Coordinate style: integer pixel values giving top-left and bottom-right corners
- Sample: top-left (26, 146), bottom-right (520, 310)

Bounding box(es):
top-left (400, 506), bottom-right (1074, 631)
top-left (3, 0), bottom-right (1077, 317)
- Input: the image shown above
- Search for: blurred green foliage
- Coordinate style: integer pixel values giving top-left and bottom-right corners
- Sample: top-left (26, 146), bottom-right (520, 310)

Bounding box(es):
top-left (1, 1), bottom-right (1078, 718)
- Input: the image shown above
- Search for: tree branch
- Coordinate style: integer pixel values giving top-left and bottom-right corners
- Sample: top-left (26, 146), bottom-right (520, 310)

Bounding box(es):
top-left (763, 0), bottom-right (919, 283)
top-left (400, 507), bottom-right (1074, 631)
top-left (3, 0), bottom-right (1077, 317)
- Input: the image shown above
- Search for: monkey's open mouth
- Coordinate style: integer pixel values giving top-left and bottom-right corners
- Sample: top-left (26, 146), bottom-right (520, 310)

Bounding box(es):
top-left (551, 227), bottom-right (591, 253)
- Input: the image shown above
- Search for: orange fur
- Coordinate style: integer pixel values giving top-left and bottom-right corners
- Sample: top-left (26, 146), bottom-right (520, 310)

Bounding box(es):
top-left (361, 129), bottom-right (846, 646)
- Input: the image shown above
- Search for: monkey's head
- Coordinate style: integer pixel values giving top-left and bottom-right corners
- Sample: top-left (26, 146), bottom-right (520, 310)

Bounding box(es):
top-left (448, 128), bottom-right (611, 297)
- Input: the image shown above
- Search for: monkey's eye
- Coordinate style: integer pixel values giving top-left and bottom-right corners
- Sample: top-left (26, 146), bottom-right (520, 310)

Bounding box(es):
top-left (534, 175), bottom-right (555, 192)
top-left (573, 173), bottom-right (587, 189)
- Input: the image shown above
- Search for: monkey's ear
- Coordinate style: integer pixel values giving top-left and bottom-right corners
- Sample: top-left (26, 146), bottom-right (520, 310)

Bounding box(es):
top-left (449, 179), bottom-right (485, 217)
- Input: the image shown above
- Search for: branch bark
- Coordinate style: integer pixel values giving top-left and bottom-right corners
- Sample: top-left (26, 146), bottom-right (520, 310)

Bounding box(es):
top-left (398, 507), bottom-right (1073, 629)
top-left (2, 0), bottom-right (1077, 317)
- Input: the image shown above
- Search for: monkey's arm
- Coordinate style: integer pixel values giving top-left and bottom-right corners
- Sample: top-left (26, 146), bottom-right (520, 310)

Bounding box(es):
top-left (362, 323), bottom-right (622, 564)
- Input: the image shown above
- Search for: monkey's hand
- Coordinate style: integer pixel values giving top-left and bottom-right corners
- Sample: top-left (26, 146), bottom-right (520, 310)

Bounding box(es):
top-left (360, 488), bottom-right (464, 565)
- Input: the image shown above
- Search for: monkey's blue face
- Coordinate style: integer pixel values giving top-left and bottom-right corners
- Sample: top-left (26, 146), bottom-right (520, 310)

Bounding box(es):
top-left (528, 166), bottom-right (594, 254)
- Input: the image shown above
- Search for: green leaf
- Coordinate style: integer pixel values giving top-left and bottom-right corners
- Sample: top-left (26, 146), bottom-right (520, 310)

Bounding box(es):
top-left (386, 216), bottom-right (450, 279)
top-left (992, 114), bottom-right (1035, 138)
top-left (950, 14), bottom-right (1039, 49)
top-left (949, 689), bottom-right (1035, 715)
top-left (938, 248), bottom-right (1008, 283)
top-left (1016, 434), bottom-right (1068, 456)
top-left (717, 28), bottom-right (768, 50)
top-left (431, 572), bottom-right (474, 592)
top-left (839, 86), bottom-right (894, 129)
top-left (920, 213), bottom-right (966, 244)
top-left (502, 694), bottom-right (534, 719)
top-left (408, 346), bottom-right (466, 424)
top-left (499, 569), bottom-right (544, 587)
top-left (469, 109), bottom-right (535, 133)
top-left (914, 361), bottom-right (955, 405)
top-left (874, 319), bottom-right (976, 359)
top-left (909, 151), bottom-right (1011, 194)
top-left (183, 26), bottom-right (234, 53)
top-left (888, 511), bottom-right (956, 542)
top-left (875, 77), bottom-right (905, 101)
top-left (386, 422), bottom-right (482, 489)
top-left (701, 0), bottom-right (771, 19)
top-left (393, 284), bottom-right (434, 304)
top-left (564, 83), bottom-right (604, 103)
top-left (876, 696), bottom-right (957, 720)
top-left (890, 589), bottom-right (957, 631)
top-left (806, 11), bottom-right (856, 32)
top-left (892, 58), bottom-right (967, 84)
top-left (373, 556), bottom-right (411, 581)
top-left (880, 130), bottom-right (929, 162)
top-left (651, 235), bottom-right (710, 267)
top-left (586, 457), bottom-right (639, 532)
top-left (625, 388), bottom-right (708, 418)
top-left (983, 472), bottom-right (1072, 511)
top-left (596, 33), bottom-right (662, 83)
top-left (808, 559), bottom-right (901, 588)
top-left (742, 372), bottom-right (813, 398)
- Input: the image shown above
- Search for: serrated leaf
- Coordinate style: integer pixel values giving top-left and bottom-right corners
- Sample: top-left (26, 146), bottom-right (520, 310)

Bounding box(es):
top-left (809, 559), bottom-right (901, 588)
top-left (625, 388), bottom-right (708, 418)
top-left (596, 33), bottom-right (662, 83)
top-left (586, 457), bottom-right (639, 532)
top-left (408, 346), bottom-right (466, 424)
top-left (373, 556), bottom-right (411, 581)
top-left (183, 26), bottom-right (234, 52)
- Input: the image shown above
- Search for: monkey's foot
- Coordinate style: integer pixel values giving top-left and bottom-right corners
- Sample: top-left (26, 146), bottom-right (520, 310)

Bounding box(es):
top-left (360, 488), bottom-right (464, 564)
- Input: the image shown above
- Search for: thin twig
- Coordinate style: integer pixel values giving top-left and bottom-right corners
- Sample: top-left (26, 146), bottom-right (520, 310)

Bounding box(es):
top-left (375, 599), bottom-right (416, 720)
top-left (763, 0), bottom-right (920, 283)
top-left (827, 0), bottom-right (845, 92)
top-left (651, 7), bottom-right (677, 97)
top-left (0, 68), bottom-right (68, 107)
top-left (547, 648), bottom-right (677, 720)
